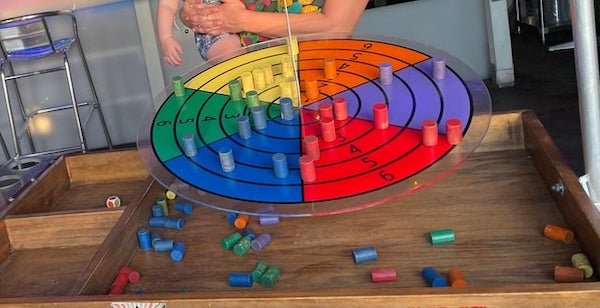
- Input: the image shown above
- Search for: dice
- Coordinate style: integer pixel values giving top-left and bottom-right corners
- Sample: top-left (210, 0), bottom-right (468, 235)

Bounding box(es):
top-left (106, 195), bottom-right (121, 208)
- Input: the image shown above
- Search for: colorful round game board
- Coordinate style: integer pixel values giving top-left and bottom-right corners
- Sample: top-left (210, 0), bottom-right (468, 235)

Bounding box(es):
top-left (137, 34), bottom-right (491, 216)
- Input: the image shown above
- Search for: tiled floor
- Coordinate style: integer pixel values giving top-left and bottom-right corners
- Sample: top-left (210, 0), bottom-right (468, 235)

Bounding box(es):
top-left (489, 28), bottom-right (584, 175)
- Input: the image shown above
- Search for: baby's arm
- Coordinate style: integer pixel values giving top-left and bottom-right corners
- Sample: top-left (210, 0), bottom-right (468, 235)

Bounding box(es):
top-left (157, 0), bottom-right (184, 66)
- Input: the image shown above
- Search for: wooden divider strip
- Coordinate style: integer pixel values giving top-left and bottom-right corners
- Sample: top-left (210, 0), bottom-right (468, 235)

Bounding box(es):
top-left (66, 150), bottom-right (149, 185)
top-left (0, 220), bottom-right (11, 263)
top-left (523, 110), bottom-right (600, 271)
top-left (5, 209), bottom-right (124, 249)
top-left (9, 158), bottom-right (71, 216)
top-left (68, 177), bottom-right (161, 295)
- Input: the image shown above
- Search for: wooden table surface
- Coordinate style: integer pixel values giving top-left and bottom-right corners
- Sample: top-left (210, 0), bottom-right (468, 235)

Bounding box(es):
top-left (127, 148), bottom-right (582, 294)
top-left (1, 111), bottom-right (599, 307)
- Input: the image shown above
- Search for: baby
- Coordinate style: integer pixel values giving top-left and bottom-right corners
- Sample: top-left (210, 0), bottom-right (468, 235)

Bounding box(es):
top-left (157, 0), bottom-right (324, 64)
top-left (157, 0), bottom-right (242, 64)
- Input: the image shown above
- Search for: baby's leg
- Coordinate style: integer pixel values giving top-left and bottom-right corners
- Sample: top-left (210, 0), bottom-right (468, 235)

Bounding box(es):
top-left (195, 33), bottom-right (225, 61)
top-left (206, 33), bottom-right (243, 61)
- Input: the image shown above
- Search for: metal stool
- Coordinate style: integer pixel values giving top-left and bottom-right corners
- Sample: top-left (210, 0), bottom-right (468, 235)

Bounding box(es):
top-left (0, 10), bottom-right (112, 159)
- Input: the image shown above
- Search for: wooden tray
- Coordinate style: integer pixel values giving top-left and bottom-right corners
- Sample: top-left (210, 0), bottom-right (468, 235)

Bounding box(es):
top-left (0, 151), bottom-right (150, 298)
top-left (1, 110), bottom-right (599, 307)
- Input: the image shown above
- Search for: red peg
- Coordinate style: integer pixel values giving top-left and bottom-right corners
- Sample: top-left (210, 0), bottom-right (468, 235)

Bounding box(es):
top-left (303, 136), bottom-right (320, 160)
top-left (373, 103), bottom-right (389, 130)
top-left (320, 116), bottom-right (336, 142)
top-left (299, 155), bottom-right (316, 183)
top-left (445, 118), bottom-right (462, 145)
top-left (319, 102), bottom-right (333, 119)
top-left (371, 267), bottom-right (397, 283)
top-left (333, 97), bottom-right (348, 121)
top-left (109, 272), bottom-right (129, 295)
top-left (422, 120), bottom-right (438, 146)
top-left (119, 266), bottom-right (140, 283)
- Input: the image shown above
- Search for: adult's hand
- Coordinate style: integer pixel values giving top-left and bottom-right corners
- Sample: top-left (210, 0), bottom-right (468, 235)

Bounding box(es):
top-left (205, 0), bottom-right (368, 40)
top-left (216, 0), bottom-right (249, 34)
top-left (180, 0), bottom-right (225, 35)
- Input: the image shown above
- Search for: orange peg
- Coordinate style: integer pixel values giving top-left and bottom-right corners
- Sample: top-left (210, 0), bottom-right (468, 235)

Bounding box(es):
top-left (234, 214), bottom-right (250, 229)
top-left (323, 57), bottom-right (337, 80)
top-left (447, 268), bottom-right (467, 287)
top-left (304, 80), bottom-right (319, 101)
top-left (544, 224), bottom-right (574, 244)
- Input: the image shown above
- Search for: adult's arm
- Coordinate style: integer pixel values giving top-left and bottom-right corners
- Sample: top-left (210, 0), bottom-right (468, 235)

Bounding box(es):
top-left (217, 0), bottom-right (368, 38)
top-left (180, 0), bottom-right (369, 37)
top-left (179, 0), bottom-right (222, 33)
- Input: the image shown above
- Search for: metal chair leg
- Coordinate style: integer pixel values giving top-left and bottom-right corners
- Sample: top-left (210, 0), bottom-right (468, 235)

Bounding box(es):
top-left (540, 0), bottom-right (546, 45)
top-left (1, 67), bottom-right (21, 158)
top-left (63, 53), bottom-right (87, 153)
top-left (516, 0), bottom-right (521, 34)
top-left (0, 131), bottom-right (9, 161)
top-left (6, 62), bottom-right (35, 153)
top-left (75, 41), bottom-right (113, 149)
top-left (0, 65), bottom-right (10, 160)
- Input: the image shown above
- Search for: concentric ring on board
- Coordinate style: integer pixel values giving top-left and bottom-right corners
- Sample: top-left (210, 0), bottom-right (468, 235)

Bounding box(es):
top-left (137, 34), bottom-right (491, 217)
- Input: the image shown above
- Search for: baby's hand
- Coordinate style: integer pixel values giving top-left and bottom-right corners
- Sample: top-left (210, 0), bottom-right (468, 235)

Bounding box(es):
top-left (160, 37), bottom-right (184, 66)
